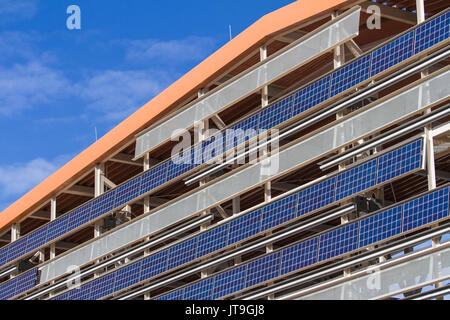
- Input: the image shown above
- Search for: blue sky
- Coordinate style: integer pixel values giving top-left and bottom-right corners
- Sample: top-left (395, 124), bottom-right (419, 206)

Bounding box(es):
top-left (0, 0), bottom-right (294, 211)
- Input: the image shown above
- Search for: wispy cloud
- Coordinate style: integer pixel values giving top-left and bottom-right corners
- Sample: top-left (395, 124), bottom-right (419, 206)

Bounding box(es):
top-left (0, 0), bottom-right (38, 23)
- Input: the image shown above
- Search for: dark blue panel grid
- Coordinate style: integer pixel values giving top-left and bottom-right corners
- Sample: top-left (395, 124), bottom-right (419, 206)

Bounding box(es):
top-left (184, 277), bottom-right (214, 300)
top-left (66, 202), bottom-right (92, 231)
top-left (202, 133), bottom-right (226, 164)
top-left (90, 189), bottom-right (116, 220)
top-left (297, 177), bottom-right (336, 217)
top-left (196, 224), bottom-right (229, 258)
top-left (167, 237), bottom-right (198, 270)
top-left (335, 159), bottom-right (377, 201)
top-left (156, 288), bottom-right (184, 300)
top-left (245, 251), bottom-right (281, 288)
top-left (227, 208), bottom-right (262, 245)
top-left (318, 222), bottom-right (359, 262)
top-left (140, 161), bottom-right (168, 194)
top-left (403, 186), bottom-right (450, 232)
top-left (377, 139), bottom-right (422, 185)
top-left (261, 193), bottom-right (298, 231)
top-left (90, 272), bottom-right (115, 300)
top-left (330, 54), bottom-right (371, 97)
top-left (292, 75), bottom-right (331, 117)
top-left (371, 31), bottom-right (415, 76)
top-left (167, 148), bottom-right (196, 181)
top-left (0, 246), bottom-right (8, 267)
top-left (0, 278), bottom-right (16, 300)
top-left (46, 213), bottom-right (70, 243)
top-left (26, 225), bottom-right (48, 252)
top-left (114, 176), bottom-right (142, 208)
top-left (359, 205), bottom-right (403, 248)
top-left (225, 114), bottom-right (259, 151)
top-left (212, 265), bottom-right (246, 300)
top-left (258, 95), bottom-right (293, 131)
top-left (414, 11), bottom-right (450, 55)
top-left (14, 269), bottom-right (37, 297)
top-left (280, 237), bottom-right (318, 276)
top-left (6, 237), bottom-right (28, 262)
top-left (140, 250), bottom-right (168, 281)
top-left (113, 261), bottom-right (142, 293)
top-left (70, 282), bottom-right (92, 300)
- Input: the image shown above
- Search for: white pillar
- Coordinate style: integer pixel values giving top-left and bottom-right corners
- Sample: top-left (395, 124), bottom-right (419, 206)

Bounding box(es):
top-left (50, 197), bottom-right (56, 260)
top-left (416, 0), bottom-right (425, 24)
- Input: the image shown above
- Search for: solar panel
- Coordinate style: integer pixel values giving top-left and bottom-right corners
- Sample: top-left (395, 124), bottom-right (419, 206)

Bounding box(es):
top-left (14, 269), bottom-right (37, 297)
top-left (258, 96), bottom-right (293, 131)
top-left (414, 12), bottom-right (450, 55)
top-left (66, 202), bottom-right (92, 231)
top-left (90, 189), bottom-right (116, 220)
top-left (70, 282), bottom-right (92, 300)
top-left (46, 214), bottom-right (70, 243)
top-left (140, 250), bottom-right (168, 281)
top-left (6, 237), bottom-right (28, 262)
top-left (140, 161), bottom-right (168, 194)
top-left (202, 134), bottom-right (226, 164)
top-left (292, 76), bottom-right (331, 117)
top-left (0, 246), bottom-right (8, 267)
top-left (359, 205), bottom-right (403, 248)
top-left (26, 225), bottom-right (48, 252)
top-left (156, 288), bottom-right (184, 300)
top-left (403, 186), bottom-right (450, 232)
top-left (225, 114), bottom-right (259, 151)
top-left (376, 139), bottom-right (423, 185)
top-left (212, 265), bottom-right (246, 299)
top-left (183, 277), bottom-right (214, 300)
top-left (318, 222), bottom-right (359, 262)
top-left (330, 54), bottom-right (371, 97)
top-left (245, 252), bottom-right (281, 288)
top-left (335, 159), bottom-right (377, 201)
top-left (196, 224), bottom-right (229, 258)
top-left (113, 261), bottom-right (142, 293)
top-left (114, 176), bottom-right (142, 208)
top-left (280, 237), bottom-right (318, 276)
top-left (89, 272), bottom-right (115, 300)
top-left (0, 278), bottom-right (16, 300)
top-left (167, 237), bottom-right (198, 270)
top-left (260, 193), bottom-right (298, 231)
top-left (167, 149), bottom-right (195, 181)
top-left (297, 177), bottom-right (336, 217)
top-left (227, 208), bottom-right (262, 245)
top-left (371, 31), bottom-right (415, 76)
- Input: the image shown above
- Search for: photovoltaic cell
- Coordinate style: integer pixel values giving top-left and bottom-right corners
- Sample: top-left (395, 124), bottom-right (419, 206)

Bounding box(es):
top-left (403, 186), bottom-right (449, 232)
top-left (359, 205), bottom-right (403, 248)
top-left (212, 265), bottom-right (246, 299)
top-left (140, 161), bottom-right (168, 194)
top-left (297, 177), bottom-right (336, 217)
top-left (167, 149), bottom-right (195, 181)
top-left (114, 261), bottom-right (142, 293)
top-left (6, 237), bottom-right (28, 262)
top-left (66, 202), bottom-right (92, 231)
top-left (227, 208), bottom-right (262, 245)
top-left (330, 54), bottom-right (371, 96)
top-left (90, 190), bottom-right (116, 220)
top-left (318, 222), bottom-right (359, 262)
top-left (196, 224), bottom-right (229, 258)
top-left (376, 139), bottom-right (422, 185)
top-left (0, 278), bottom-right (16, 300)
top-left (184, 277), bottom-right (214, 300)
top-left (90, 272), bottom-right (115, 300)
top-left (371, 31), bottom-right (415, 76)
top-left (260, 193), bottom-right (298, 231)
top-left (167, 237), bottom-right (198, 270)
top-left (0, 247), bottom-right (8, 267)
top-left (70, 282), bottom-right (92, 300)
top-left (258, 96), bottom-right (293, 130)
top-left (335, 159), bottom-right (377, 201)
top-left (140, 250), bottom-right (168, 280)
top-left (14, 269), bottom-right (37, 297)
top-left (292, 76), bottom-right (330, 117)
top-left (245, 252), bottom-right (281, 288)
top-left (202, 134), bottom-right (226, 164)
top-left (225, 115), bottom-right (259, 151)
top-left (114, 176), bottom-right (142, 208)
top-left (280, 237), bottom-right (318, 275)
top-left (26, 225), bottom-right (48, 252)
top-left (414, 12), bottom-right (450, 55)
top-left (156, 288), bottom-right (184, 300)
top-left (46, 214), bottom-right (70, 243)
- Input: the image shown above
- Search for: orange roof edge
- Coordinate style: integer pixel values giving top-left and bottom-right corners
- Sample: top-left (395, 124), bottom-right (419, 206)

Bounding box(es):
top-left (0, 0), bottom-right (351, 230)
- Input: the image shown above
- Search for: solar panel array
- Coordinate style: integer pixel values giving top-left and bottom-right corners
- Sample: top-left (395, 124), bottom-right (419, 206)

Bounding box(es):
top-left (0, 269), bottom-right (37, 300)
top-left (0, 12), bottom-right (447, 274)
top-left (50, 140), bottom-right (427, 300)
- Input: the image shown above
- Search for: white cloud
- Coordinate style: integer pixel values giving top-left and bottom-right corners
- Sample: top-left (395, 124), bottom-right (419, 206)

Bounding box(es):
top-left (0, 0), bottom-right (38, 23)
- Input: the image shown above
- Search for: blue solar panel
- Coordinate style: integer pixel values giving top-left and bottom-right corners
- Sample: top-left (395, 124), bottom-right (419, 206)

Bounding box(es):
top-left (46, 214), bottom-right (70, 243)
top-left (184, 277), bottom-right (214, 300)
top-left (376, 139), bottom-right (422, 185)
top-left (335, 159), bottom-right (377, 201)
top-left (297, 177), bottom-right (336, 217)
top-left (212, 265), bottom-right (246, 299)
top-left (403, 186), bottom-right (450, 232)
top-left (280, 237), bottom-right (318, 276)
top-left (196, 224), bottom-right (229, 258)
top-left (261, 193), bottom-right (298, 231)
top-left (318, 222), bottom-right (359, 262)
top-left (414, 12), bottom-right (450, 55)
top-left (26, 225), bottom-right (48, 252)
top-left (371, 31), bottom-right (415, 76)
top-left (156, 288), bottom-right (184, 300)
top-left (258, 96), bottom-right (293, 130)
top-left (167, 148), bottom-right (196, 181)
top-left (140, 250), bottom-right (168, 280)
top-left (90, 272), bottom-right (115, 300)
top-left (245, 252), bottom-right (281, 288)
top-left (225, 115), bottom-right (259, 151)
top-left (0, 278), bottom-right (16, 300)
top-left (66, 202), bottom-right (92, 231)
top-left (70, 282), bottom-right (92, 300)
top-left (201, 134), bottom-right (226, 164)
top-left (330, 54), bottom-right (371, 97)
top-left (6, 237), bottom-right (28, 262)
top-left (0, 246), bottom-right (8, 267)
top-left (359, 205), bottom-right (403, 248)
top-left (167, 237), bottom-right (198, 270)
top-left (114, 261), bottom-right (142, 293)
top-left (227, 208), bottom-right (262, 245)
top-left (14, 269), bottom-right (37, 297)
top-left (90, 190), bottom-right (116, 220)
top-left (114, 176), bottom-right (142, 208)
top-left (140, 162), bottom-right (168, 194)
top-left (292, 76), bottom-right (330, 117)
